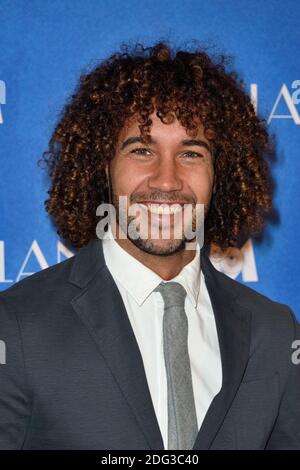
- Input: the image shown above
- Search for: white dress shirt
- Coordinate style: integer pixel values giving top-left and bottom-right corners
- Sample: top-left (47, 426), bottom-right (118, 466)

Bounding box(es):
top-left (102, 226), bottom-right (222, 450)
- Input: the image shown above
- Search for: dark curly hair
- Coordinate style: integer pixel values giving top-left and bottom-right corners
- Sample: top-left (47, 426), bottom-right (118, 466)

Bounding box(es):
top-left (40, 40), bottom-right (274, 251)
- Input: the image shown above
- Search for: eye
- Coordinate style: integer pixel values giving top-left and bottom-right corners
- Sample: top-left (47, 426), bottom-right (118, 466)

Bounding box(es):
top-left (182, 151), bottom-right (204, 159)
top-left (130, 147), bottom-right (152, 156)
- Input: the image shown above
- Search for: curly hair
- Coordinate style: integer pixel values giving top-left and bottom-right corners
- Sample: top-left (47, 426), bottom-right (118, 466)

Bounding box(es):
top-left (40, 40), bottom-right (274, 250)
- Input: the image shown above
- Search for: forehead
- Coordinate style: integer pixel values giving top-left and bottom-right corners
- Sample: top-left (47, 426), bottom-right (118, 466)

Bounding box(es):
top-left (118, 110), bottom-right (206, 141)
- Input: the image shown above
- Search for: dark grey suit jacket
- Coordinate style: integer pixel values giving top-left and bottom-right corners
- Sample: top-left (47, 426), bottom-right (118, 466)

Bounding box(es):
top-left (0, 238), bottom-right (299, 449)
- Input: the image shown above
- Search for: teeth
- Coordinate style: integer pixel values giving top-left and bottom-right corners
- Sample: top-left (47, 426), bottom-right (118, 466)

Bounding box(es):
top-left (148, 204), bottom-right (182, 215)
top-left (137, 203), bottom-right (183, 215)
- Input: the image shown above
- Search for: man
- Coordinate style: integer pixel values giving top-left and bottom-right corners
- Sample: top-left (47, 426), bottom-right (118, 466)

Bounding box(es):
top-left (0, 41), bottom-right (299, 450)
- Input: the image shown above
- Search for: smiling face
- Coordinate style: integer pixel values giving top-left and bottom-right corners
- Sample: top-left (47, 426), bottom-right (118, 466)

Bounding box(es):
top-left (107, 110), bottom-right (215, 256)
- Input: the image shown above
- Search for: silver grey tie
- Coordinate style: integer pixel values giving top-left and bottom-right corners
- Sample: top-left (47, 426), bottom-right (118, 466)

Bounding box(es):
top-left (154, 281), bottom-right (198, 450)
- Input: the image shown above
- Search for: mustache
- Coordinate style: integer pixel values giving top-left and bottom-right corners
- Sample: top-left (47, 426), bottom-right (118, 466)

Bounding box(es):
top-left (130, 192), bottom-right (196, 205)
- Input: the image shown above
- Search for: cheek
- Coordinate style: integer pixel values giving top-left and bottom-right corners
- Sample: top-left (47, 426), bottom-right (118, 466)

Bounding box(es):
top-left (110, 161), bottom-right (147, 196)
top-left (188, 167), bottom-right (214, 200)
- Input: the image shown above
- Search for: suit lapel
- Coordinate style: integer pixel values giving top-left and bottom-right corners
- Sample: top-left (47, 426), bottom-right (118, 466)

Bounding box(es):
top-left (69, 238), bottom-right (251, 451)
top-left (192, 248), bottom-right (252, 449)
top-left (69, 238), bottom-right (164, 450)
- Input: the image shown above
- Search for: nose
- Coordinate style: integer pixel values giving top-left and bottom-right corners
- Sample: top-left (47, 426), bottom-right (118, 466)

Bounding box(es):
top-left (147, 155), bottom-right (183, 192)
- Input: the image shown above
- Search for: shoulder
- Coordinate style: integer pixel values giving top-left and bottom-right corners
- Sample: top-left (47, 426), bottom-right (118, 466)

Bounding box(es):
top-left (210, 261), bottom-right (299, 345)
top-left (0, 237), bottom-right (104, 326)
top-left (0, 254), bottom-right (78, 321)
top-left (206, 262), bottom-right (300, 387)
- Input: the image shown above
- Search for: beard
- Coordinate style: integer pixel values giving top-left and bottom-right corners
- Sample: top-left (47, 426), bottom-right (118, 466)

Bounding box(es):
top-left (125, 226), bottom-right (187, 256)
top-left (111, 191), bottom-right (207, 256)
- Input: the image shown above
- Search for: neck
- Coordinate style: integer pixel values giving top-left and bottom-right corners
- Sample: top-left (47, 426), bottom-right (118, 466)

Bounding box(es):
top-left (112, 224), bottom-right (197, 280)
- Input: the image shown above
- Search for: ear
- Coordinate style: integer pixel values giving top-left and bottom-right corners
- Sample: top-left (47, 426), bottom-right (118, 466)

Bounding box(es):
top-left (105, 163), bottom-right (109, 180)
top-left (105, 163), bottom-right (112, 204)
top-left (212, 172), bottom-right (216, 195)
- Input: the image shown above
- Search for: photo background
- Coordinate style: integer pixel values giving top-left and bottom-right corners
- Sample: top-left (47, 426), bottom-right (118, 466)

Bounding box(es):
top-left (1, 0), bottom-right (299, 319)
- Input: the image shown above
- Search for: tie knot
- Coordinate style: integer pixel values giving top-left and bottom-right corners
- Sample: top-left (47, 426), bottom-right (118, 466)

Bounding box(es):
top-left (154, 281), bottom-right (187, 309)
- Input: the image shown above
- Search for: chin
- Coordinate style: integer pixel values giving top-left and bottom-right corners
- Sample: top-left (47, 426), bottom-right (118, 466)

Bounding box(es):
top-left (128, 236), bottom-right (186, 256)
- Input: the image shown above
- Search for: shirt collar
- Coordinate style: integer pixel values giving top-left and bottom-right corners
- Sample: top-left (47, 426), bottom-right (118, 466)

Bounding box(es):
top-left (102, 225), bottom-right (201, 307)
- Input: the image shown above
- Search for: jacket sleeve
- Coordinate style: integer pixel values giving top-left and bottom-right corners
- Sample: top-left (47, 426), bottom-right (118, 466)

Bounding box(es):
top-left (266, 308), bottom-right (300, 449)
top-left (0, 296), bottom-right (31, 449)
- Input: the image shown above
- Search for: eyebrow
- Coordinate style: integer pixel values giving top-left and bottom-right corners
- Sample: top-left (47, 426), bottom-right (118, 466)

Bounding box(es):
top-left (120, 136), bottom-right (213, 154)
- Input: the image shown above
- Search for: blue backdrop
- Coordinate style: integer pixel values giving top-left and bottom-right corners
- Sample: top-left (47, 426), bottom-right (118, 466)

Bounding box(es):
top-left (1, 0), bottom-right (299, 319)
